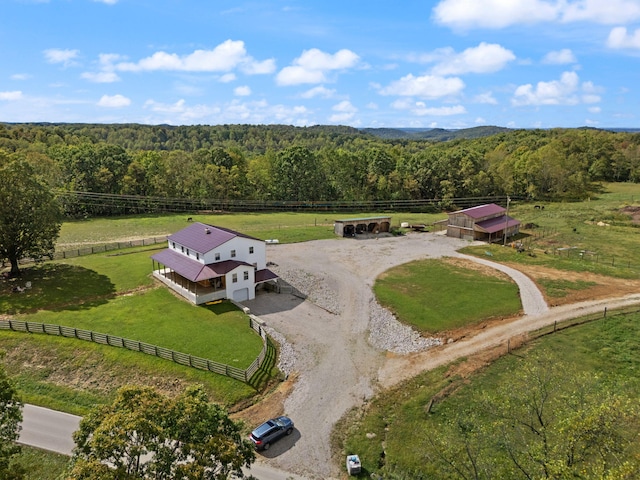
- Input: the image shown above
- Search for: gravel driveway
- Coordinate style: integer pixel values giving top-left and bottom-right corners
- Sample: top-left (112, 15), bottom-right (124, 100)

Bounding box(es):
top-left (242, 232), bottom-right (640, 479)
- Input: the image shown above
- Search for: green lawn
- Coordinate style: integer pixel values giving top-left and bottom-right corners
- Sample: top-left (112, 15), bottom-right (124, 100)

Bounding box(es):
top-left (0, 245), bottom-right (271, 413)
top-left (14, 446), bottom-right (69, 480)
top-left (56, 211), bottom-right (448, 249)
top-left (374, 258), bottom-right (522, 332)
top-left (18, 288), bottom-right (262, 366)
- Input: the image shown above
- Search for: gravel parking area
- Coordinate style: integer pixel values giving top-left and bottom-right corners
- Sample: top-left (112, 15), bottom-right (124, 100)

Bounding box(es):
top-left (241, 231), bottom-right (640, 479)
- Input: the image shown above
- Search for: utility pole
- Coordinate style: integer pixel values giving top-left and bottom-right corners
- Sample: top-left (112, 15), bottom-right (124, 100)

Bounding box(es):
top-left (503, 195), bottom-right (511, 246)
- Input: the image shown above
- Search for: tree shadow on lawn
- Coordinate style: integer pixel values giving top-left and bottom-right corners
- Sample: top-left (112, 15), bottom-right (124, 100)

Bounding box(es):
top-left (0, 263), bottom-right (116, 315)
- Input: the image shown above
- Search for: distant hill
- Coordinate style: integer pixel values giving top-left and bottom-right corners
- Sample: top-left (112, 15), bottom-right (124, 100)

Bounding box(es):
top-left (360, 125), bottom-right (512, 141)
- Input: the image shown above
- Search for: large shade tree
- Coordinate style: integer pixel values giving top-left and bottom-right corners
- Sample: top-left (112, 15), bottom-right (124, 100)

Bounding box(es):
top-left (69, 385), bottom-right (256, 480)
top-left (0, 155), bottom-right (62, 276)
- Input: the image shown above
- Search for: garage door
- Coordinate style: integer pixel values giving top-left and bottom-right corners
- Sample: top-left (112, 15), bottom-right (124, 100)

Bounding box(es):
top-left (233, 288), bottom-right (249, 302)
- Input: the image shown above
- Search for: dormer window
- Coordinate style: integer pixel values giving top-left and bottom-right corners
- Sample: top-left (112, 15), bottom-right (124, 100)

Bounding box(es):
top-left (215, 253), bottom-right (220, 261)
top-left (231, 249), bottom-right (236, 258)
top-left (181, 246), bottom-right (184, 253)
top-left (249, 246), bottom-right (254, 254)
top-left (196, 253), bottom-right (199, 260)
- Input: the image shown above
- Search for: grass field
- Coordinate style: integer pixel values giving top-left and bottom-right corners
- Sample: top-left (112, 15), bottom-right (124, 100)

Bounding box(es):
top-left (337, 310), bottom-right (640, 478)
top-left (374, 258), bottom-right (522, 332)
top-left (56, 211), bottom-right (448, 250)
top-left (0, 243), bottom-right (272, 413)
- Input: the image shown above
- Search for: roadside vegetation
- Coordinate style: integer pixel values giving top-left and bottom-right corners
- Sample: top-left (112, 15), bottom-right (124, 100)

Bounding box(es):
top-left (336, 310), bottom-right (640, 478)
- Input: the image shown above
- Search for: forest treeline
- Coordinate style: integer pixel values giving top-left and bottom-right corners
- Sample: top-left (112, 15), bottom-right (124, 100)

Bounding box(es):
top-left (1, 123), bottom-right (639, 216)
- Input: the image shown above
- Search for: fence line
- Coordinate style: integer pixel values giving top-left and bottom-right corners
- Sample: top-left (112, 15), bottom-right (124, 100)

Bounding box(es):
top-left (0, 316), bottom-right (268, 384)
top-left (52, 236), bottom-right (168, 260)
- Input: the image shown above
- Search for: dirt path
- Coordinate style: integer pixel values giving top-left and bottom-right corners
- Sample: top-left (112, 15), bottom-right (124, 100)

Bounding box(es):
top-left (241, 232), bottom-right (640, 480)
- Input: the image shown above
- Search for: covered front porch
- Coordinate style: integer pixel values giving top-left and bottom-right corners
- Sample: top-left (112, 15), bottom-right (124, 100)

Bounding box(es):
top-left (152, 268), bottom-right (227, 305)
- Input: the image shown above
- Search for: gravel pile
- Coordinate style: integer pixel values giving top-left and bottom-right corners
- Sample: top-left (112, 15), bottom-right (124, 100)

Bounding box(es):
top-left (270, 265), bottom-right (440, 375)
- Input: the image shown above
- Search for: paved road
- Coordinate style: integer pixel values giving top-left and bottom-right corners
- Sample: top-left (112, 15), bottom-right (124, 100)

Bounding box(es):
top-left (18, 404), bottom-right (308, 480)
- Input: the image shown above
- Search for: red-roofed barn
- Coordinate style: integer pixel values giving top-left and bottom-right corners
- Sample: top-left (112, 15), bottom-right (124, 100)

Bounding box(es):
top-left (446, 203), bottom-right (520, 242)
top-left (151, 222), bottom-right (278, 304)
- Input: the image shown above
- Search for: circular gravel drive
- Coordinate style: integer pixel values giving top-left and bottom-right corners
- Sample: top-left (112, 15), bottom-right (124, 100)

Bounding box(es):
top-left (242, 232), bottom-right (640, 480)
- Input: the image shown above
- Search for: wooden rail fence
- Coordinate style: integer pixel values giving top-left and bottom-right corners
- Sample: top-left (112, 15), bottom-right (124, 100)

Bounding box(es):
top-left (0, 317), bottom-right (268, 384)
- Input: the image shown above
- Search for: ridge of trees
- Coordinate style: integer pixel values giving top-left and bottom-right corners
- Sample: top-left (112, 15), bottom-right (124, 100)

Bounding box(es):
top-left (1, 123), bottom-right (639, 218)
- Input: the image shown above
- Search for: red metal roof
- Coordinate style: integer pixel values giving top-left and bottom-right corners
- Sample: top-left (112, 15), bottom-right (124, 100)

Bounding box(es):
top-left (255, 268), bottom-right (278, 283)
top-left (152, 249), bottom-right (251, 282)
top-left (167, 222), bottom-right (259, 254)
top-left (475, 215), bottom-right (520, 234)
top-left (452, 203), bottom-right (505, 219)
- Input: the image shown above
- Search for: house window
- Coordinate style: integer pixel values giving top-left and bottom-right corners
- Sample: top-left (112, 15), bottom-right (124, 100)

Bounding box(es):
top-left (196, 253), bottom-right (199, 260)
top-left (243, 271), bottom-right (249, 281)
top-left (215, 253), bottom-right (220, 261)
top-left (186, 249), bottom-right (189, 256)
top-left (231, 249), bottom-right (236, 258)
top-left (172, 242), bottom-right (176, 249)
top-left (181, 246), bottom-right (184, 253)
top-left (249, 246), bottom-right (254, 254)
top-left (232, 273), bottom-right (238, 283)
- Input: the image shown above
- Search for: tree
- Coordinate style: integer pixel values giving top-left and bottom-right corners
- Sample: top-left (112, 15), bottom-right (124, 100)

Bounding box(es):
top-left (0, 155), bottom-right (62, 276)
top-left (422, 352), bottom-right (640, 479)
top-left (0, 357), bottom-right (24, 480)
top-left (69, 385), bottom-right (256, 480)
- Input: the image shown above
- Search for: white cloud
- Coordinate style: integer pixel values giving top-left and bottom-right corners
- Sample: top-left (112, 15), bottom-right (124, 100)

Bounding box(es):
top-left (300, 86), bottom-right (336, 99)
top-left (94, 0), bottom-right (118, 4)
top-left (276, 66), bottom-right (327, 85)
top-left (114, 40), bottom-right (274, 74)
top-left (234, 85), bottom-right (251, 96)
top-left (44, 48), bottom-right (79, 67)
top-left (97, 94), bottom-right (130, 107)
top-left (432, 0), bottom-right (640, 29)
top-left (0, 91), bottom-right (23, 101)
top-left (276, 48), bottom-right (360, 86)
top-left (560, 0), bottom-right (640, 23)
top-left (412, 103), bottom-right (467, 116)
top-left (219, 73), bottom-right (236, 83)
top-left (474, 92), bottom-right (498, 104)
top-left (431, 43), bottom-right (515, 75)
top-left (588, 106), bottom-right (601, 113)
top-left (512, 71), bottom-right (601, 106)
top-left (82, 71), bottom-right (120, 83)
top-left (542, 49), bottom-right (577, 64)
top-left (607, 27), bottom-right (640, 49)
top-left (433, 0), bottom-right (558, 29)
top-left (379, 74), bottom-right (465, 99)
top-left (329, 101), bottom-right (358, 125)
top-left (332, 100), bottom-right (357, 113)
top-left (10, 74), bottom-right (31, 80)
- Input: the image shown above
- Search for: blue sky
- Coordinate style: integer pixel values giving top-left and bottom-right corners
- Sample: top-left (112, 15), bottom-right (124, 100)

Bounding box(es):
top-left (2, 0), bottom-right (640, 129)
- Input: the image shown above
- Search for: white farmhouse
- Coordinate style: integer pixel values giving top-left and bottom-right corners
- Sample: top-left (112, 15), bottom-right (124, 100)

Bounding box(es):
top-left (151, 222), bottom-right (278, 304)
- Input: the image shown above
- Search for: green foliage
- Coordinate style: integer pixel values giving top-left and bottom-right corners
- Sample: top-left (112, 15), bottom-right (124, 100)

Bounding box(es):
top-left (0, 155), bottom-right (63, 275)
top-left (374, 259), bottom-right (521, 332)
top-left (0, 357), bottom-right (24, 479)
top-left (2, 123), bottom-right (640, 217)
top-left (341, 312), bottom-right (640, 479)
top-left (69, 385), bottom-right (256, 479)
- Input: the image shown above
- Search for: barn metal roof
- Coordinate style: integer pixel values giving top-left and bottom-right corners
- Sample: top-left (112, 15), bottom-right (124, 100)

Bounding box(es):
top-left (475, 215), bottom-right (520, 234)
top-left (451, 203), bottom-right (505, 219)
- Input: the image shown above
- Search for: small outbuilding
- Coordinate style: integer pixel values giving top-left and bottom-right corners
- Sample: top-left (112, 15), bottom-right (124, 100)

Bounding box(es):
top-left (446, 203), bottom-right (520, 242)
top-left (334, 216), bottom-right (391, 237)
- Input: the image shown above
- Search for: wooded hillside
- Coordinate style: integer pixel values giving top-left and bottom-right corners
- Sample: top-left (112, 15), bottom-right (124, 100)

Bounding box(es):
top-left (1, 123), bottom-right (639, 216)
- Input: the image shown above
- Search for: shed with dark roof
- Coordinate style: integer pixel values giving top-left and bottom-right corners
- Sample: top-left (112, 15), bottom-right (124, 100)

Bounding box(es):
top-left (334, 216), bottom-right (391, 237)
